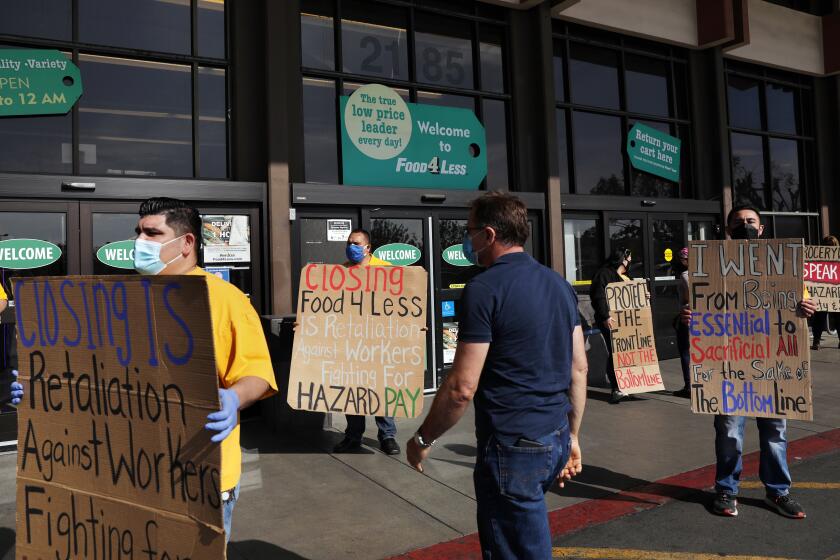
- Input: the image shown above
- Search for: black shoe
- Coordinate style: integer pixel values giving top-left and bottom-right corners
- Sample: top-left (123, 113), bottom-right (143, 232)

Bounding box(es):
top-left (811, 342), bottom-right (820, 351)
top-left (380, 437), bottom-right (401, 455)
top-left (609, 390), bottom-right (628, 404)
top-left (333, 436), bottom-right (362, 453)
top-left (673, 387), bottom-right (691, 398)
top-left (765, 494), bottom-right (806, 519)
top-left (712, 492), bottom-right (738, 517)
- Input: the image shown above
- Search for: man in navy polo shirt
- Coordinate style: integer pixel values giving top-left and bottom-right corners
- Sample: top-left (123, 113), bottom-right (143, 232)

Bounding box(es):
top-left (406, 192), bottom-right (588, 559)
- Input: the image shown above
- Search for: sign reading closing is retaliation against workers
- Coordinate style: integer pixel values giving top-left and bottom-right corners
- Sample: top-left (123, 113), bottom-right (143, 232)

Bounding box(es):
top-left (14, 276), bottom-right (226, 559)
top-left (688, 240), bottom-right (812, 421)
top-left (288, 264), bottom-right (427, 417)
top-left (0, 50), bottom-right (83, 116)
top-left (626, 123), bottom-right (681, 183)
top-left (606, 279), bottom-right (665, 394)
top-left (340, 83), bottom-right (487, 189)
top-left (804, 245), bottom-right (840, 312)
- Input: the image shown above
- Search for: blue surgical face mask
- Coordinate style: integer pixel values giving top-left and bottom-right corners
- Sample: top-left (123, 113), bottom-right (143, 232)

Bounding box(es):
top-left (462, 231), bottom-right (484, 266)
top-left (134, 235), bottom-right (185, 275)
top-left (345, 243), bottom-right (366, 264)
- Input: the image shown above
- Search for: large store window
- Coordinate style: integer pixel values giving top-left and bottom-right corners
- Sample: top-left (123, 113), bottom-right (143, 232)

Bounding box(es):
top-left (0, 2), bottom-right (228, 179)
top-left (553, 23), bottom-right (693, 199)
top-left (725, 61), bottom-right (819, 241)
top-left (300, 0), bottom-right (511, 190)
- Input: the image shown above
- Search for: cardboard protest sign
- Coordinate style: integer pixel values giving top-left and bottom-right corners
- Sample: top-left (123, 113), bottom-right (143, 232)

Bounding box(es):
top-left (804, 245), bottom-right (840, 312)
top-left (288, 264), bottom-right (427, 418)
top-left (15, 275), bottom-right (226, 559)
top-left (688, 240), bottom-right (812, 420)
top-left (606, 279), bottom-right (664, 394)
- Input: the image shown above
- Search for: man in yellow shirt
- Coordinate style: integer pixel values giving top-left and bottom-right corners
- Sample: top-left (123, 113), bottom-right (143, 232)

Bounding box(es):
top-left (332, 228), bottom-right (400, 455)
top-left (134, 197), bottom-right (277, 542)
top-left (1, 281), bottom-right (23, 407)
top-left (0, 282), bottom-right (7, 314)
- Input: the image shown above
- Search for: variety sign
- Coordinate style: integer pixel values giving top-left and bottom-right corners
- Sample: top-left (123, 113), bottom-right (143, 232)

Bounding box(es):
top-left (15, 275), bottom-right (225, 559)
top-left (341, 84), bottom-right (487, 189)
top-left (288, 264), bottom-right (428, 418)
top-left (626, 123), bottom-right (681, 183)
top-left (688, 240), bottom-right (812, 420)
top-left (0, 50), bottom-right (83, 117)
top-left (804, 245), bottom-right (840, 312)
top-left (606, 279), bottom-right (664, 394)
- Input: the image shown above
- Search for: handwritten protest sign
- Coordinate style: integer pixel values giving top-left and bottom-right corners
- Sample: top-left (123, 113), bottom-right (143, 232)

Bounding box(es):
top-left (606, 279), bottom-right (664, 394)
top-left (804, 245), bottom-right (840, 312)
top-left (15, 276), bottom-right (225, 559)
top-left (688, 240), bottom-right (812, 421)
top-left (288, 264), bottom-right (427, 418)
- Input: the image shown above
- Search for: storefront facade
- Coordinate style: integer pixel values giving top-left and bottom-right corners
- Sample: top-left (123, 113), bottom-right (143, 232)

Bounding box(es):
top-left (1, 0), bottom-right (839, 441)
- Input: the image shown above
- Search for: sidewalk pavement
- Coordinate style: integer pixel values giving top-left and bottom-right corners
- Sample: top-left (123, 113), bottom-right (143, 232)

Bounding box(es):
top-left (0, 335), bottom-right (838, 560)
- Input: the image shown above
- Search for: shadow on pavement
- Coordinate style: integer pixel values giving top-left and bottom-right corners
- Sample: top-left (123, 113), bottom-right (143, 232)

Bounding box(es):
top-left (444, 443), bottom-right (477, 457)
top-left (0, 528), bottom-right (13, 560)
top-left (230, 540), bottom-right (310, 559)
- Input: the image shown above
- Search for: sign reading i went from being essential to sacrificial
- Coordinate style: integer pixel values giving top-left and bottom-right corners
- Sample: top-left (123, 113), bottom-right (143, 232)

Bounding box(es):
top-left (287, 264), bottom-right (427, 418)
top-left (688, 239), bottom-right (812, 421)
top-left (0, 50), bottom-right (83, 117)
top-left (626, 123), bottom-right (681, 183)
top-left (804, 245), bottom-right (840, 312)
top-left (606, 279), bottom-right (665, 395)
top-left (340, 83), bottom-right (487, 189)
top-left (14, 275), bottom-right (226, 559)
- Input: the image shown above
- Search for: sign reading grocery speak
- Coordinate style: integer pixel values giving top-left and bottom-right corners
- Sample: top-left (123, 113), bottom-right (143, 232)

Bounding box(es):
top-left (626, 123), bottom-right (681, 183)
top-left (341, 83), bottom-right (487, 189)
top-left (606, 279), bottom-right (664, 394)
top-left (288, 264), bottom-right (427, 417)
top-left (688, 240), bottom-right (812, 421)
top-left (0, 50), bottom-right (83, 117)
top-left (804, 245), bottom-right (840, 312)
top-left (14, 275), bottom-right (225, 559)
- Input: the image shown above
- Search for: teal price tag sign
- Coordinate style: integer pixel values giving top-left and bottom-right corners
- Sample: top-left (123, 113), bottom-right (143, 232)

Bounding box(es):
top-left (341, 84), bottom-right (487, 189)
top-left (0, 50), bottom-right (83, 117)
top-left (626, 123), bottom-right (681, 183)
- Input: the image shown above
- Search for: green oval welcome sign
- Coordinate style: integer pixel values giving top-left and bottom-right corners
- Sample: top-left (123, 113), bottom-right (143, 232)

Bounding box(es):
top-left (374, 243), bottom-right (421, 266)
top-left (0, 239), bottom-right (62, 269)
top-left (442, 244), bottom-right (472, 267)
top-left (96, 240), bottom-right (135, 269)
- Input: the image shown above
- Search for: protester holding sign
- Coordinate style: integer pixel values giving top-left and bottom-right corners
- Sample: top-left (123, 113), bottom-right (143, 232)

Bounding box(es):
top-left (673, 247), bottom-right (692, 398)
top-left (332, 228), bottom-right (401, 456)
top-left (590, 249), bottom-right (634, 403)
top-left (406, 192), bottom-right (588, 560)
top-left (135, 198), bottom-right (277, 540)
top-left (809, 234), bottom-right (840, 350)
top-left (683, 205), bottom-right (816, 519)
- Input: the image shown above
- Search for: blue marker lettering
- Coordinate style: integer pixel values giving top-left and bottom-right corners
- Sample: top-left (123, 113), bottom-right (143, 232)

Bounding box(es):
top-left (60, 279), bottom-right (81, 347)
top-left (162, 283), bottom-right (193, 366)
top-left (14, 280), bottom-right (35, 348)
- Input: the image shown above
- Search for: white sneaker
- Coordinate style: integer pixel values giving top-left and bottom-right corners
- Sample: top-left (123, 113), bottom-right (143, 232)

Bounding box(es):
top-left (610, 390), bottom-right (627, 404)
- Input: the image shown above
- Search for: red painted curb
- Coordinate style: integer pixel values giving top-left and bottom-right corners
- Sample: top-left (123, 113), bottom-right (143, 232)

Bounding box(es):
top-left (389, 427), bottom-right (840, 560)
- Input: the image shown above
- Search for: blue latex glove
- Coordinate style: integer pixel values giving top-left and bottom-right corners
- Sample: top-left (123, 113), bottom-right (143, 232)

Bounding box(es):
top-left (205, 388), bottom-right (240, 443)
top-left (10, 370), bottom-right (23, 405)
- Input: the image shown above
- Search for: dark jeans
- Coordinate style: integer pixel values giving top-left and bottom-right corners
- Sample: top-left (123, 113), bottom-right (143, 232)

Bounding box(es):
top-left (474, 424), bottom-right (571, 560)
top-left (602, 328), bottom-right (619, 391)
top-left (812, 311), bottom-right (838, 344)
top-left (344, 415), bottom-right (397, 442)
top-left (676, 321), bottom-right (691, 389)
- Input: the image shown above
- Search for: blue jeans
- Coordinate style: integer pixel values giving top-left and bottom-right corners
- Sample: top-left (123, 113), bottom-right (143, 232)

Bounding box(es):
top-left (714, 415), bottom-right (791, 498)
top-left (345, 415), bottom-right (397, 442)
top-left (474, 424), bottom-right (571, 560)
top-left (223, 481), bottom-right (240, 543)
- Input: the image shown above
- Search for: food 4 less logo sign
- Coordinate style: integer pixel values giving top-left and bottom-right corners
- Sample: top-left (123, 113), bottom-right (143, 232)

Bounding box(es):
top-left (340, 84), bottom-right (487, 189)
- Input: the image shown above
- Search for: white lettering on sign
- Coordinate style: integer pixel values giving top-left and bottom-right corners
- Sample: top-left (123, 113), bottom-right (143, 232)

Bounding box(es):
top-left (0, 247), bottom-right (54, 261)
top-left (104, 248), bottom-right (134, 261)
top-left (416, 120), bottom-right (471, 138)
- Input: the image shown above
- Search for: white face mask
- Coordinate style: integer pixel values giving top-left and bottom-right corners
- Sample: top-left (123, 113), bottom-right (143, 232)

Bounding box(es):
top-left (133, 235), bottom-right (185, 275)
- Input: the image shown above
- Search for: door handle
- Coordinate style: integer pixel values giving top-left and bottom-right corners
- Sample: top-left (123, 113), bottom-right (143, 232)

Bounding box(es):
top-left (62, 182), bottom-right (96, 191)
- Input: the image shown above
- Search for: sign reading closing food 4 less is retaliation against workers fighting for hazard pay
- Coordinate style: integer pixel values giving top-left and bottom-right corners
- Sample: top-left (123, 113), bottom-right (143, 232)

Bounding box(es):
top-left (804, 245), bottom-right (840, 312)
top-left (288, 264), bottom-right (427, 418)
top-left (626, 123), bottom-right (681, 183)
top-left (14, 276), bottom-right (226, 559)
top-left (688, 240), bottom-right (812, 421)
top-left (0, 50), bottom-right (83, 117)
top-left (341, 83), bottom-right (487, 189)
top-left (606, 279), bottom-right (665, 394)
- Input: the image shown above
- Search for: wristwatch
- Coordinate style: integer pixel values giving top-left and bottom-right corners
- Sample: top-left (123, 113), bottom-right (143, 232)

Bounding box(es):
top-left (414, 428), bottom-right (435, 449)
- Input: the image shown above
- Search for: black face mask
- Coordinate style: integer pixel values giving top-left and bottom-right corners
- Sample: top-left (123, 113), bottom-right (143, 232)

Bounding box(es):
top-left (730, 224), bottom-right (760, 240)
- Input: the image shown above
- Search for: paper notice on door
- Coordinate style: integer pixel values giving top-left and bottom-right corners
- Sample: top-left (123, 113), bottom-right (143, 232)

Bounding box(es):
top-left (202, 215), bottom-right (250, 263)
top-left (443, 322), bottom-right (458, 365)
top-left (327, 219), bottom-right (352, 242)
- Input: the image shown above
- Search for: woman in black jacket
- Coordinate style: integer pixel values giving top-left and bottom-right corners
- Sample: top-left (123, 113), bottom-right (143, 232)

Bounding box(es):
top-left (590, 248), bottom-right (632, 403)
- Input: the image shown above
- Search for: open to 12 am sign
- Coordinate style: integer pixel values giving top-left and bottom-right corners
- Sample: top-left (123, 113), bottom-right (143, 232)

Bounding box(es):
top-left (341, 84), bottom-right (487, 189)
top-left (0, 50), bottom-right (83, 117)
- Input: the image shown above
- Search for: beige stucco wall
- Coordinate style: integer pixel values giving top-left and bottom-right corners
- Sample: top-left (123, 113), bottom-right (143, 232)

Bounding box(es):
top-left (553, 0), bottom-right (699, 48)
top-left (725, 0), bottom-right (824, 75)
